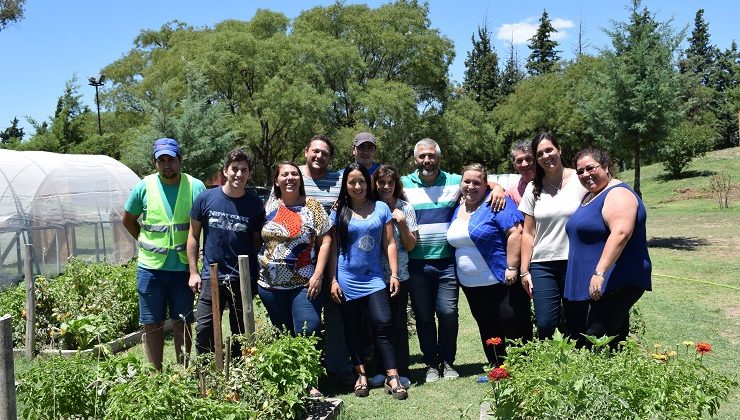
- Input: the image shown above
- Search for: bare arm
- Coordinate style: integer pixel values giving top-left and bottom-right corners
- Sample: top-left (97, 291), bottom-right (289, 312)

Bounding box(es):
top-left (122, 211), bottom-right (141, 239)
top-left (328, 227), bottom-right (342, 303)
top-left (486, 182), bottom-right (506, 211)
top-left (589, 187), bottom-right (638, 300)
top-left (307, 233), bottom-right (331, 300)
top-left (504, 222), bottom-right (523, 285)
top-left (392, 208), bottom-right (417, 251)
top-left (382, 221), bottom-right (400, 297)
top-left (519, 214), bottom-right (536, 297)
top-left (186, 218), bottom-right (203, 292)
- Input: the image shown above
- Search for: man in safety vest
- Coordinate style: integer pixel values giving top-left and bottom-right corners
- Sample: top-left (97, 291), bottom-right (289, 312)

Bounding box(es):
top-left (123, 138), bottom-right (206, 370)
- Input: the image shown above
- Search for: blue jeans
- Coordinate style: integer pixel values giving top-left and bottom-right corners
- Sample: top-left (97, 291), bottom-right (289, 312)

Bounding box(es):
top-left (530, 260), bottom-right (568, 339)
top-left (137, 267), bottom-right (194, 324)
top-left (257, 285), bottom-right (322, 337)
top-left (408, 257), bottom-right (459, 367)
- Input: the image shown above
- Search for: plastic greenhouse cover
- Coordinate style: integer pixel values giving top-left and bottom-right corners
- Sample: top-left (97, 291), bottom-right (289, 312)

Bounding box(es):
top-left (0, 150), bottom-right (141, 231)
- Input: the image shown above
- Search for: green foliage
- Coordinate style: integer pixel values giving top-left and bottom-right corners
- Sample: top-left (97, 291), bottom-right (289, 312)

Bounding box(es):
top-left (500, 40), bottom-right (525, 98)
top-left (0, 0), bottom-right (25, 31)
top-left (583, 0), bottom-right (683, 196)
top-left (463, 24), bottom-right (500, 111)
top-left (659, 122), bottom-right (714, 176)
top-left (526, 9), bottom-right (561, 76)
top-left (0, 258), bottom-right (138, 350)
top-left (16, 329), bottom-right (323, 419)
top-left (0, 117), bottom-right (24, 147)
top-left (486, 333), bottom-right (738, 419)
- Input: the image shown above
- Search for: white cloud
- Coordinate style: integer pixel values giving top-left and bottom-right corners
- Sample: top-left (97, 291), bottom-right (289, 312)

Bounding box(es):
top-left (496, 17), bottom-right (574, 45)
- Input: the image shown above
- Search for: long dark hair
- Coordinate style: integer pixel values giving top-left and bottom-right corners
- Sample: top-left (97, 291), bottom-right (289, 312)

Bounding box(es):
top-left (531, 132), bottom-right (561, 200)
top-left (371, 165), bottom-right (405, 202)
top-left (335, 163), bottom-right (373, 255)
top-left (272, 161), bottom-right (306, 198)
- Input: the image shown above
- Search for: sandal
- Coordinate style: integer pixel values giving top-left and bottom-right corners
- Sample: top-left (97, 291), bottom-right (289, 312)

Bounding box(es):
top-left (354, 373), bottom-right (369, 398)
top-left (384, 374), bottom-right (408, 400)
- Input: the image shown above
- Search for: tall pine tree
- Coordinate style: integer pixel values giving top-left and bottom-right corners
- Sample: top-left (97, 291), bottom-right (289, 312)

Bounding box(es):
top-left (463, 24), bottom-right (500, 111)
top-left (526, 10), bottom-right (560, 76)
top-left (681, 9), bottom-right (715, 86)
top-left (500, 37), bottom-right (524, 97)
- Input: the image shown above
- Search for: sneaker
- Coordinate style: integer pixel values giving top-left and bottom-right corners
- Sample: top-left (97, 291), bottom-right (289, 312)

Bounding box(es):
top-left (425, 365), bottom-right (441, 383)
top-left (440, 362), bottom-right (459, 379)
top-left (368, 373), bottom-right (386, 388)
top-left (399, 375), bottom-right (411, 388)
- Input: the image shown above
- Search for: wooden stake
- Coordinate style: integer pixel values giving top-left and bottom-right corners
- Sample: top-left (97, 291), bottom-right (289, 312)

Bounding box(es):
top-left (210, 263), bottom-right (223, 370)
top-left (24, 244), bottom-right (35, 361)
top-left (237, 255), bottom-right (255, 344)
top-left (0, 315), bottom-right (18, 420)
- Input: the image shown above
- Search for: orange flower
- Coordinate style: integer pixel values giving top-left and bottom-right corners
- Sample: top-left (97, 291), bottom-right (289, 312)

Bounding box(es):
top-left (487, 367), bottom-right (510, 381)
top-left (486, 337), bottom-right (502, 346)
top-left (695, 342), bottom-right (712, 354)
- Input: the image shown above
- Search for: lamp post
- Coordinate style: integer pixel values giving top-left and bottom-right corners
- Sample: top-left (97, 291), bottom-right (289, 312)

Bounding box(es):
top-left (88, 75), bottom-right (105, 136)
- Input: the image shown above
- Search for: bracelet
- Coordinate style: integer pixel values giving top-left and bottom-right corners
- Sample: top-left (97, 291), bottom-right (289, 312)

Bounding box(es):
top-left (331, 279), bottom-right (338, 284)
top-left (506, 266), bottom-right (517, 271)
top-left (593, 271), bottom-right (605, 278)
top-left (519, 271), bottom-right (530, 278)
top-left (390, 275), bottom-right (401, 280)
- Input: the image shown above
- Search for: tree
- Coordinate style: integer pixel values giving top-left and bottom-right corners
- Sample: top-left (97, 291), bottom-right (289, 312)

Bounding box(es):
top-left (463, 24), bottom-right (500, 111)
top-left (658, 121), bottom-right (713, 177)
top-left (526, 10), bottom-right (560, 76)
top-left (0, 117), bottom-right (24, 147)
top-left (0, 0), bottom-right (24, 31)
top-left (681, 9), bottom-right (715, 86)
top-left (584, 0), bottom-right (683, 197)
top-left (500, 37), bottom-right (525, 98)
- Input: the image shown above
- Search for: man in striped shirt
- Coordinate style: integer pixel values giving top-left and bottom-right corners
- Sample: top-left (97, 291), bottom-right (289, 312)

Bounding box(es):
top-left (402, 138), bottom-right (505, 383)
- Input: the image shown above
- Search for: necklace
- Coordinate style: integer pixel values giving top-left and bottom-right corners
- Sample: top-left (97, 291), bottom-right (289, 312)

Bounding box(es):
top-left (543, 173), bottom-right (563, 193)
top-left (353, 200), bottom-right (371, 212)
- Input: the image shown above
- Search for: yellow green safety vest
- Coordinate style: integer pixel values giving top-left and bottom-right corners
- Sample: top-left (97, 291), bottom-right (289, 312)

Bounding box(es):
top-left (137, 173), bottom-right (193, 268)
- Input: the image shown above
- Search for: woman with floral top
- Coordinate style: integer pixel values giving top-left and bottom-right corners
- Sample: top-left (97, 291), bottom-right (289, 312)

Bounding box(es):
top-left (257, 161), bottom-right (332, 396)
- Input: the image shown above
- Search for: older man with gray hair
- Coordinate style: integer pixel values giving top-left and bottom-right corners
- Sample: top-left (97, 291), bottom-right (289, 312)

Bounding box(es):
top-left (401, 138), bottom-right (505, 382)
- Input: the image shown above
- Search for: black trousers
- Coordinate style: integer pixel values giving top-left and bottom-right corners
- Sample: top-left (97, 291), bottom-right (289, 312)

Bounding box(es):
top-left (462, 282), bottom-right (533, 367)
top-left (341, 288), bottom-right (397, 370)
top-left (195, 280), bottom-right (244, 356)
top-left (565, 286), bottom-right (644, 349)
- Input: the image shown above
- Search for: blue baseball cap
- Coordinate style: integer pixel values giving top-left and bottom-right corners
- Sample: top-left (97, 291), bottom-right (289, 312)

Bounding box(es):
top-left (153, 138), bottom-right (180, 159)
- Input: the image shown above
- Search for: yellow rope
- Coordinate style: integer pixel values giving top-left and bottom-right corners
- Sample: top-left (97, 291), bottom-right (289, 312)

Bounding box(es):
top-left (653, 273), bottom-right (740, 291)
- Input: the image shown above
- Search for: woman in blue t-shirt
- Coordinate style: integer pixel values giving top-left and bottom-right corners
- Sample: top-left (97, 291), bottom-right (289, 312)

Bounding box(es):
top-left (564, 148), bottom-right (651, 349)
top-left (329, 163), bottom-right (407, 400)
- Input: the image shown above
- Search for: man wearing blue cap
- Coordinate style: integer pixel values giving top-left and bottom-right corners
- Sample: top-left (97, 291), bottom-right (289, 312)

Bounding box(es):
top-left (123, 138), bottom-right (206, 370)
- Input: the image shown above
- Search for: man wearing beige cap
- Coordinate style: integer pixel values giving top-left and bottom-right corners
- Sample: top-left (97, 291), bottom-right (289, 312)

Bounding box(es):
top-left (352, 132), bottom-right (381, 175)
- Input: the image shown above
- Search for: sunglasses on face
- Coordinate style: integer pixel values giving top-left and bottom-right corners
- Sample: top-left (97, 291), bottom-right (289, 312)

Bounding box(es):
top-left (575, 164), bottom-right (601, 176)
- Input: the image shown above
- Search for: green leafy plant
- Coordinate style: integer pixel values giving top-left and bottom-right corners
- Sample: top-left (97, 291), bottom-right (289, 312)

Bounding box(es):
top-left (0, 257), bottom-right (138, 350)
top-left (16, 327), bottom-right (324, 419)
top-left (484, 333), bottom-right (738, 419)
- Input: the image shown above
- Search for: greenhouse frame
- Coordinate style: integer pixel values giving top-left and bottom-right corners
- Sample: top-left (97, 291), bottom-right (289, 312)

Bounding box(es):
top-left (0, 150), bottom-right (139, 286)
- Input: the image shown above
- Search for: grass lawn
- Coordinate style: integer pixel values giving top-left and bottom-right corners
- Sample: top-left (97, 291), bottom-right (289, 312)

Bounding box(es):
top-left (12, 148), bottom-right (739, 419)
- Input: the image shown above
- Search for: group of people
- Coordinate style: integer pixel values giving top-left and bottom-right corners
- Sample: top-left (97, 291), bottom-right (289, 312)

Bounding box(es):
top-left (122, 130), bottom-right (652, 400)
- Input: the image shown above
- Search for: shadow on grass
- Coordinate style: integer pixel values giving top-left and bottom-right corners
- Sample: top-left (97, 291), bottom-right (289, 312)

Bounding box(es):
top-left (655, 169), bottom-right (716, 181)
top-left (647, 236), bottom-right (710, 251)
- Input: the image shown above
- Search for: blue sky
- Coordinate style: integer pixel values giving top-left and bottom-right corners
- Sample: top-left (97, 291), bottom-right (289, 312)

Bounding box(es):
top-left (1, 1), bottom-right (738, 137)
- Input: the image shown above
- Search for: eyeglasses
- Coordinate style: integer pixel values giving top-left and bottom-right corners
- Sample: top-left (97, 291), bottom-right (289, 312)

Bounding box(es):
top-left (514, 156), bottom-right (534, 165)
top-left (575, 164), bottom-right (601, 176)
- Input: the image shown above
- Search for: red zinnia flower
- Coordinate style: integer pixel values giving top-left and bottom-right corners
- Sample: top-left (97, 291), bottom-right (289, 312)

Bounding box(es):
top-left (486, 337), bottom-right (502, 346)
top-left (487, 367), bottom-right (510, 381)
top-left (695, 342), bottom-right (712, 354)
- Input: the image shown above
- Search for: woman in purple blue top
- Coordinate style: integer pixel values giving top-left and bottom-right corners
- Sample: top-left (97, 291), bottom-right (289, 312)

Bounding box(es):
top-left (565, 148), bottom-right (652, 349)
top-left (447, 164), bottom-right (532, 366)
top-left (329, 163), bottom-right (407, 400)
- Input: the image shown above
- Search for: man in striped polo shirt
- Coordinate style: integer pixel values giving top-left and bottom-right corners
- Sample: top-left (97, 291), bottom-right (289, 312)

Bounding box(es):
top-left (402, 138), bottom-right (505, 383)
